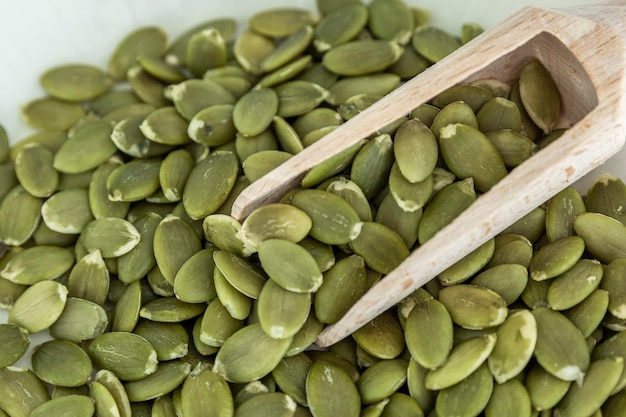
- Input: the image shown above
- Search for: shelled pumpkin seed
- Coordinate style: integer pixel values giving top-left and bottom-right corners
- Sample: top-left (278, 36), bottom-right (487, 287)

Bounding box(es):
top-left (1, 0), bottom-right (626, 416)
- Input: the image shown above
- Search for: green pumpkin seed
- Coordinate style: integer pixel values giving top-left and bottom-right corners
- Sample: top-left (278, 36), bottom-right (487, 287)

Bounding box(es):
top-left (350, 221), bottom-right (409, 274)
top-left (484, 379), bottom-right (531, 417)
top-left (314, 3), bottom-right (368, 52)
top-left (81, 217), bottom-right (140, 258)
top-left (0, 185), bottom-right (43, 246)
top-left (565, 289), bottom-right (609, 338)
top-left (235, 392), bottom-right (297, 417)
top-left (53, 120), bottom-right (117, 174)
top-left (127, 65), bottom-right (168, 106)
top-left (183, 151), bottom-right (239, 219)
top-left (529, 235), bottom-right (585, 281)
top-left (200, 298), bottom-right (244, 347)
top-left (21, 97), bottom-right (85, 131)
top-left (261, 25), bottom-right (313, 72)
top-left (435, 363), bottom-right (493, 417)
top-left (0, 323), bottom-right (29, 368)
top-left (173, 248), bottom-right (217, 303)
top-left (188, 104), bottom-right (237, 147)
top-left (88, 331), bottom-right (158, 381)
top-left (301, 138), bottom-right (365, 187)
top-left (375, 193), bottom-right (422, 248)
top-left (192, 315), bottom-right (220, 356)
top-left (88, 158), bottom-right (130, 219)
top-left (272, 353), bottom-right (312, 406)
top-left (49, 297), bottom-right (108, 343)
top-left (306, 351), bottom-right (360, 382)
top-left (350, 134), bottom-right (394, 199)
top-left (7, 280), bottom-right (67, 332)
top-left (108, 26), bottom-right (167, 80)
top-left (94, 370), bottom-right (132, 417)
top-left (322, 40), bottom-right (403, 76)
top-left (90, 381), bottom-right (122, 417)
top-left (501, 206), bottom-right (546, 243)
top-left (393, 118), bottom-right (438, 184)
top-left (32, 339), bottom-right (93, 387)
top-left (180, 366), bottom-right (234, 417)
top-left (258, 238), bottom-right (323, 293)
top-left (326, 178), bottom-right (371, 221)
top-left (139, 296), bottom-right (205, 322)
top-left (234, 88), bottom-right (279, 137)
top-left (431, 101), bottom-right (478, 140)
top-left (573, 212), bottom-right (626, 264)
top-left (389, 45), bottom-right (430, 80)
top-left (327, 73), bottom-right (399, 105)
top-left (439, 284), bottom-right (508, 329)
top-left (405, 298), bottom-right (453, 370)
top-left (486, 129), bottom-right (538, 168)
top-left (214, 249), bottom-right (267, 298)
top-left (236, 130), bottom-right (279, 161)
top-left (585, 173), bottom-right (626, 225)
top-left (233, 30), bottom-right (275, 74)
top-left (106, 158), bottom-right (161, 202)
top-left (431, 85), bottom-right (493, 113)
top-left (66, 249), bottom-right (109, 306)
top-left (273, 115), bottom-right (305, 154)
top-left (134, 320), bottom-right (188, 361)
top-left (238, 203), bottom-right (312, 254)
top-left (488, 310), bottom-right (537, 383)
top-left (249, 8), bottom-right (318, 37)
top-left (139, 106), bottom-right (190, 146)
top-left (89, 89), bottom-right (141, 116)
top-left (214, 266), bottom-right (252, 320)
top-left (438, 239), bottom-right (495, 286)
top-left (314, 254), bottom-right (367, 324)
top-left (554, 357), bottom-right (624, 417)
top-left (14, 143), bottom-right (57, 197)
top-left (412, 25), bottom-right (461, 63)
top-left (519, 60), bottom-right (560, 134)
top-left (42, 188), bottom-right (93, 233)
top-left (544, 186), bottom-right (586, 241)
top-left (306, 360), bottom-right (361, 417)
top-left (532, 307), bottom-right (589, 382)
top-left (1, 245), bottom-right (73, 284)
top-left (203, 214), bottom-right (246, 255)
top-left (137, 53), bottom-right (185, 84)
top-left (258, 279), bottom-right (310, 339)
top-left (0, 367), bottom-right (51, 417)
top-left (524, 362), bottom-right (571, 411)
top-left (439, 123), bottom-right (507, 192)
top-left (290, 189), bottom-right (363, 245)
top-left (353, 311), bottom-right (405, 359)
top-left (547, 259), bottom-right (603, 310)
top-left (601, 258), bottom-right (626, 319)
top-left (275, 80), bottom-right (329, 117)
top-left (214, 323), bottom-right (292, 383)
top-left (388, 163), bottom-right (433, 212)
top-left (115, 212), bottom-right (160, 284)
top-left (425, 334), bottom-right (496, 390)
top-left (124, 360), bottom-right (192, 402)
top-left (186, 29), bottom-right (227, 77)
top-left (166, 18), bottom-right (236, 65)
top-left (368, 0), bottom-right (414, 44)
top-left (0, 161), bottom-right (18, 202)
top-left (358, 359), bottom-right (409, 405)
top-left (168, 79), bottom-right (236, 121)
top-left (471, 264), bottom-right (528, 305)
top-left (418, 178), bottom-right (476, 244)
top-left (476, 97), bottom-right (522, 133)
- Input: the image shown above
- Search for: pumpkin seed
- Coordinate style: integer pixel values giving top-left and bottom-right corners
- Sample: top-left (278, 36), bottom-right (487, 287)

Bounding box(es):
top-left (358, 359), bottom-right (409, 405)
top-left (214, 323), bottom-right (293, 383)
top-left (53, 120), bottom-right (117, 174)
top-left (0, 367), bottom-right (50, 417)
top-left (322, 40), bottom-right (403, 76)
top-left (0, 185), bottom-right (43, 246)
top-left (573, 212), bottom-right (626, 264)
top-left (21, 97), bottom-right (85, 131)
top-left (306, 360), bottom-right (361, 417)
top-left (32, 339), bottom-right (93, 387)
top-left (519, 60), bottom-right (560, 134)
top-left (108, 26), bottom-right (167, 80)
top-left (411, 25), bottom-right (461, 63)
top-left (368, 0), bottom-right (414, 44)
top-left (0, 323), bottom-right (29, 368)
top-left (439, 284), bottom-right (508, 329)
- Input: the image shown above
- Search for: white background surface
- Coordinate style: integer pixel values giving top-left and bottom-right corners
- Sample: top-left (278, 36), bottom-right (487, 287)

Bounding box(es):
top-left (0, 0), bottom-right (623, 362)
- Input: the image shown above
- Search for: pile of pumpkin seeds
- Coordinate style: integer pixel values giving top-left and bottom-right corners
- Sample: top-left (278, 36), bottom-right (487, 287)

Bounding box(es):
top-left (1, 0), bottom-right (626, 416)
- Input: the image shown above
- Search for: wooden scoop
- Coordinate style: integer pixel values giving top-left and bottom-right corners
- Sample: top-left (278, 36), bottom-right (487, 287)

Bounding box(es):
top-left (231, 0), bottom-right (626, 347)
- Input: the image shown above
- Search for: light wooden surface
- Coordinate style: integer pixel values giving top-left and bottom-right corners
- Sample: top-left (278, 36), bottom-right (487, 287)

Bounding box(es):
top-left (313, 0), bottom-right (626, 346)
